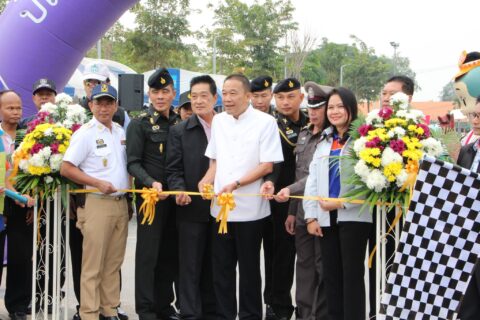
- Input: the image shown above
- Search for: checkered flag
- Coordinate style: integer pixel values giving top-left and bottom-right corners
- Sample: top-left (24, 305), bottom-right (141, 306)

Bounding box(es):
top-left (379, 156), bottom-right (480, 319)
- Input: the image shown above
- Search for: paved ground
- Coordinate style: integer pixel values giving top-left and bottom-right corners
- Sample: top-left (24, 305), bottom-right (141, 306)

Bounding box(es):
top-left (0, 217), bottom-right (291, 320)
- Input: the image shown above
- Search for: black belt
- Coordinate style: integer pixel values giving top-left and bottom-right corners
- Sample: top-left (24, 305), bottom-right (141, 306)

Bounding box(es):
top-left (87, 193), bottom-right (126, 201)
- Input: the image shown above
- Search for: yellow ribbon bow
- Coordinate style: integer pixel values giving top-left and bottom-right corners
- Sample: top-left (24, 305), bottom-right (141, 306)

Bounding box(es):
top-left (399, 160), bottom-right (419, 200)
top-left (138, 187), bottom-right (160, 225)
top-left (202, 184), bottom-right (214, 200)
top-left (216, 193), bottom-right (236, 234)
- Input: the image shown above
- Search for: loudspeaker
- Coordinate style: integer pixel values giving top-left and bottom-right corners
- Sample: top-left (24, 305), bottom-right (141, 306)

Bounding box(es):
top-left (118, 73), bottom-right (144, 111)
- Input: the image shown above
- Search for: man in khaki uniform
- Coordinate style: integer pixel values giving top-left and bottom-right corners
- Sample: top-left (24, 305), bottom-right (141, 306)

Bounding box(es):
top-left (61, 84), bottom-right (130, 320)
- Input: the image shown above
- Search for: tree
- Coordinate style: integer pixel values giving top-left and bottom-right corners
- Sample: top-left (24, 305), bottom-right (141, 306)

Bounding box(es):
top-left (0, 0), bottom-right (6, 13)
top-left (207, 0), bottom-right (297, 79)
top-left (439, 81), bottom-right (460, 104)
top-left (285, 30), bottom-right (316, 80)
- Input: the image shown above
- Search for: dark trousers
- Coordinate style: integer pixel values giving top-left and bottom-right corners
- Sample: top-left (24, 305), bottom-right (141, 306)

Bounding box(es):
top-left (294, 221), bottom-right (327, 319)
top-left (368, 207), bottom-right (401, 317)
top-left (4, 200), bottom-right (33, 314)
top-left (262, 215), bottom-right (273, 306)
top-left (458, 260), bottom-right (480, 319)
top-left (320, 218), bottom-right (370, 320)
top-left (211, 218), bottom-right (264, 320)
top-left (178, 219), bottom-right (216, 319)
top-left (0, 228), bottom-right (5, 285)
top-left (270, 201), bottom-right (296, 317)
top-left (135, 197), bottom-right (178, 319)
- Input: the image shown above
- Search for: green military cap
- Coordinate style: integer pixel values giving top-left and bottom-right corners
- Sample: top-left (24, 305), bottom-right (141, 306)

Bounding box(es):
top-left (148, 68), bottom-right (174, 89)
top-left (273, 77), bottom-right (301, 94)
top-left (251, 75), bottom-right (273, 92)
top-left (177, 90), bottom-right (191, 110)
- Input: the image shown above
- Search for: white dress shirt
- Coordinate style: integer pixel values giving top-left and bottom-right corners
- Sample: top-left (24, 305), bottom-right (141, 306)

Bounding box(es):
top-left (205, 106), bottom-right (283, 221)
top-left (63, 117), bottom-right (129, 195)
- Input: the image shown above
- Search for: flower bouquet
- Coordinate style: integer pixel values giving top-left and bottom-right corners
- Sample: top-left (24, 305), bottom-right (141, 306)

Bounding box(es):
top-left (344, 92), bottom-right (446, 211)
top-left (11, 93), bottom-right (88, 199)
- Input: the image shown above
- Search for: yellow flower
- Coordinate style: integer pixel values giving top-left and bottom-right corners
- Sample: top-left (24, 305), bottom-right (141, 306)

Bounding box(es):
top-left (56, 134), bottom-right (62, 140)
top-left (383, 162), bottom-right (403, 182)
top-left (58, 145), bottom-right (67, 153)
top-left (385, 118), bottom-right (407, 128)
top-left (28, 165), bottom-right (51, 176)
top-left (359, 148), bottom-right (382, 167)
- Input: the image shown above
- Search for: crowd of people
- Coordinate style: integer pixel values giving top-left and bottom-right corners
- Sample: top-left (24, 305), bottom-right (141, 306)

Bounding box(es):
top-left (0, 59), bottom-right (479, 320)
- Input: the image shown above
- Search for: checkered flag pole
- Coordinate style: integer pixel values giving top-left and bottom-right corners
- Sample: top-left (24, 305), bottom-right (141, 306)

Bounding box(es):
top-left (379, 156), bottom-right (480, 319)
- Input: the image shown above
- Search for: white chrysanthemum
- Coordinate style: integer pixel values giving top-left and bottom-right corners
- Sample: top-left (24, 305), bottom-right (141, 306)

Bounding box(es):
top-left (365, 169), bottom-right (388, 192)
top-left (55, 93), bottom-right (73, 105)
top-left (49, 154), bottom-right (63, 172)
top-left (390, 92), bottom-right (409, 109)
top-left (365, 109), bottom-right (382, 125)
top-left (353, 137), bottom-right (367, 154)
top-left (63, 120), bottom-right (74, 129)
top-left (393, 127), bottom-right (406, 137)
top-left (19, 159), bottom-right (28, 171)
top-left (38, 146), bottom-right (52, 160)
top-left (354, 160), bottom-right (370, 179)
top-left (40, 102), bottom-right (58, 114)
top-left (44, 127), bottom-right (53, 136)
top-left (29, 153), bottom-right (47, 167)
top-left (396, 169), bottom-right (408, 188)
top-left (421, 137), bottom-right (444, 157)
top-left (381, 147), bottom-right (403, 167)
top-left (396, 109), bottom-right (424, 122)
top-left (45, 176), bottom-right (54, 184)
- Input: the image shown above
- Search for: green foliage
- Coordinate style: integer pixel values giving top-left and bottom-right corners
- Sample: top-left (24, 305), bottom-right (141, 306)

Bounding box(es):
top-left (0, 0), bottom-right (6, 13)
top-left (439, 81), bottom-right (460, 105)
top-left (207, 0), bottom-right (297, 79)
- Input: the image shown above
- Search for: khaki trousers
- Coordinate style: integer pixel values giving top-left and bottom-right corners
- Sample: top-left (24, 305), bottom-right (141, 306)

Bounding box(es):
top-left (77, 195), bottom-right (128, 320)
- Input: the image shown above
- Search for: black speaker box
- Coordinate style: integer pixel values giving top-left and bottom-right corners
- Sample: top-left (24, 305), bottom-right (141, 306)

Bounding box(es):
top-left (118, 73), bottom-right (144, 111)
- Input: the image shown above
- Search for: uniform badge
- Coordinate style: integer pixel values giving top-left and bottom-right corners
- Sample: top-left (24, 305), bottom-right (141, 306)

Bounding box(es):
top-left (159, 143), bottom-right (164, 153)
top-left (188, 93), bottom-right (191, 99)
top-left (286, 129), bottom-right (294, 135)
top-left (160, 77), bottom-right (166, 85)
top-left (96, 139), bottom-right (107, 149)
top-left (101, 84), bottom-right (108, 92)
top-left (288, 81), bottom-right (294, 88)
top-left (264, 80), bottom-right (269, 87)
top-left (96, 139), bottom-right (104, 145)
top-left (152, 125), bottom-right (160, 131)
top-left (150, 117), bottom-right (155, 125)
top-left (154, 111), bottom-right (159, 116)
top-left (102, 158), bottom-right (108, 167)
top-left (282, 118), bottom-right (287, 124)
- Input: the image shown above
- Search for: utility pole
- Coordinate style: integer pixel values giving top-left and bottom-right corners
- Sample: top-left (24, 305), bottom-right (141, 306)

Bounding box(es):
top-left (97, 39), bottom-right (102, 59)
top-left (390, 41), bottom-right (399, 75)
top-left (213, 36), bottom-right (217, 74)
top-left (340, 64), bottom-right (349, 86)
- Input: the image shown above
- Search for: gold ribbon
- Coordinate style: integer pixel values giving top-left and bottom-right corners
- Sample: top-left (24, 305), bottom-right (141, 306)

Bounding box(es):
top-left (138, 187), bottom-right (160, 225)
top-left (216, 193), bottom-right (236, 234)
top-left (399, 160), bottom-right (419, 201)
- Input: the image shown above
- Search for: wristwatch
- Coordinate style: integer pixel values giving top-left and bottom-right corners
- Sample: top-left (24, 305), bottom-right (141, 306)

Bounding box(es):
top-left (235, 180), bottom-right (241, 189)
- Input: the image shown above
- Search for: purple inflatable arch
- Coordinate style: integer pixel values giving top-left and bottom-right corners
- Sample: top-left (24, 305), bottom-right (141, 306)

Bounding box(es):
top-left (0, 0), bottom-right (138, 118)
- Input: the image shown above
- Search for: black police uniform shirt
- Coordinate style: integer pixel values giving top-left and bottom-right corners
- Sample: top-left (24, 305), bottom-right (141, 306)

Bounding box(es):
top-left (126, 105), bottom-right (180, 189)
top-left (274, 111), bottom-right (309, 189)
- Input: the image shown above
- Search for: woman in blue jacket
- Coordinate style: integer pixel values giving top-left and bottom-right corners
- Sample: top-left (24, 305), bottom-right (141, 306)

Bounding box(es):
top-left (303, 87), bottom-right (372, 320)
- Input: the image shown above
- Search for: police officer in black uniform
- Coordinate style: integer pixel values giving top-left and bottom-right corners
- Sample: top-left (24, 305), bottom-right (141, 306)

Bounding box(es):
top-left (127, 68), bottom-right (181, 320)
top-left (268, 78), bottom-right (308, 319)
top-left (251, 75), bottom-right (276, 116)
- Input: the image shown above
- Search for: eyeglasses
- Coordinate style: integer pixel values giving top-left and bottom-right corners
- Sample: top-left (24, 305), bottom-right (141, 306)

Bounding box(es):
top-left (467, 112), bottom-right (480, 120)
top-left (84, 79), bottom-right (101, 87)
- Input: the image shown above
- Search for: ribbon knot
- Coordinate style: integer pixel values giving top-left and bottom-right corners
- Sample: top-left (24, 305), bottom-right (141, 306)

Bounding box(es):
top-left (202, 183), bottom-right (214, 200)
top-left (139, 187), bottom-right (160, 225)
top-left (216, 193), bottom-right (236, 234)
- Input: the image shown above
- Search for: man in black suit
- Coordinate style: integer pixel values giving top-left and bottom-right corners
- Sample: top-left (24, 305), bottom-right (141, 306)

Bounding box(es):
top-left (166, 75), bottom-right (217, 319)
top-left (457, 96), bottom-right (480, 320)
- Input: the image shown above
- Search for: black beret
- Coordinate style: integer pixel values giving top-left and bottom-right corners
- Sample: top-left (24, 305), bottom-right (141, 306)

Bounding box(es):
top-left (251, 76), bottom-right (273, 92)
top-left (148, 68), bottom-right (174, 89)
top-left (177, 90), bottom-right (191, 109)
top-left (304, 81), bottom-right (333, 108)
top-left (273, 78), bottom-right (301, 94)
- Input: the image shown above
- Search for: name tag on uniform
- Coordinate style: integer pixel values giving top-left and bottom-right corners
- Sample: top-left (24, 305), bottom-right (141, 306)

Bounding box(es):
top-left (297, 136), bottom-right (306, 145)
top-left (286, 130), bottom-right (297, 139)
top-left (96, 139), bottom-right (107, 149)
top-left (96, 144), bottom-right (107, 149)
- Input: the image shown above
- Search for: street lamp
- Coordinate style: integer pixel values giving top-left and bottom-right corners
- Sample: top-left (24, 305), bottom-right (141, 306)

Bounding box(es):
top-left (340, 64), bottom-right (349, 86)
top-left (390, 41), bottom-right (399, 75)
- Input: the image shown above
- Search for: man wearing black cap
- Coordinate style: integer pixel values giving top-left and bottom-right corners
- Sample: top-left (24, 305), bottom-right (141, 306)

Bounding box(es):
top-left (267, 77), bottom-right (308, 319)
top-left (275, 81), bottom-right (331, 320)
top-left (127, 68), bottom-right (181, 320)
top-left (176, 90), bottom-right (193, 121)
top-left (19, 78), bottom-right (57, 128)
top-left (251, 75), bottom-right (275, 115)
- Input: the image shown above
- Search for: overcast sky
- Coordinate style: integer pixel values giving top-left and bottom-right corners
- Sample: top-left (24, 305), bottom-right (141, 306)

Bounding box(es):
top-left (121, 0), bottom-right (478, 102)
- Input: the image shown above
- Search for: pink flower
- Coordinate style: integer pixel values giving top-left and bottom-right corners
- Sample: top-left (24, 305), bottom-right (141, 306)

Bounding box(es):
top-left (30, 143), bottom-right (44, 155)
top-left (366, 137), bottom-right (382, 148)
top-left (50, 143), bottom-right (59, 154)
top-left (71, 123), bottom-right (82, 132)
top-left (358, 124), bottom-right (373, 137)
top-left (378, 107), bottom-right (393, 119)
top-left (417, 123), bottom-right (430, 138)
top-left (390, 139), bottom-right (406, 154)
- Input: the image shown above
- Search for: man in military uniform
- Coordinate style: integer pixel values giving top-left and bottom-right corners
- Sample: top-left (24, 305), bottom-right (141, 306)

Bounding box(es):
top-left (61, 84), bottom-right (130, 320)
top-left (275, 81), bottom-right (332, 319)
top-left (268, 78), bottom-right (308, 319)
top-left (176, 90), bottom-right (193, 121)
top-left (251, 75), bottom-right (275, 115)
top-left (127, 68), bottom-right (181, 320)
